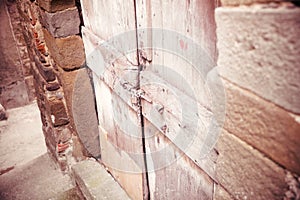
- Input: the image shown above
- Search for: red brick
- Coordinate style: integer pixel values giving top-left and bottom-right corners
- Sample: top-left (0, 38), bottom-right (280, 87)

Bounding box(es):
top-left (46, 96), bottom-right (69, 127)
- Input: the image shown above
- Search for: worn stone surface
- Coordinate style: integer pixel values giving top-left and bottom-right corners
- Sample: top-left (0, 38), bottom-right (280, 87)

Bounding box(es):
top-left (37, 0), bottom-right (75, 13)
top-left (72, 159), bottom-right (131, 200)
top-left (0, 0), bottom-right (23, 87)
top-left (216, 130), bottom-right (287, 200)
top-left (0, 81), bottom-right (29, 109)
top-left (39, 7), bottom-right (80, 38)
top-left (0, 0), bottom-right (30, 108)
top-left (220, 0), bottom-right (292, 6)
top-left (223, 79), bottom-right (300, 174)
top-left (69, 68), bottom-right (100, 158)
top-left (43, 28), bottom-right (85, 70)
top-left (0, 102), bottom-right (46, 170)
top-left (214, 184), bottom-right (233, 200)
top-left (216, 5), bottom-right (300, 113)
top-left (0, 154), bottom-right (76, 200)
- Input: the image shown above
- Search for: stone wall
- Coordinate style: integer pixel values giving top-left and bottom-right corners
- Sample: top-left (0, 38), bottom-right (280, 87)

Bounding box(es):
top-left (215, 1), bottom-right (300, 199)
top-left (0, 0), bottom-right (35, 109)
top-left (15, 0), bottom-right (100, 171)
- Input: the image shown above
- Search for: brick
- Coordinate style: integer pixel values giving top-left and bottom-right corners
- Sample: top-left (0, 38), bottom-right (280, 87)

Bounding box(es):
top-left (47, 96), bottom-right (69, 127)
top-left (56, 125), bottom-right (72, 143)
top-left (37, 0), bottom-right (75, 13)
top-left (216, 5), bottom-right (300, 113)
top-left (34, 56), bottom-right (56, 82)
top-left (223, 80), bottom-right (300, 174)
top-left (39, 7), bottom-right (80, 38)
top-left (216, 130), bottom-right (287, 200)
top-left (43, 28), bottom-right (85, 70)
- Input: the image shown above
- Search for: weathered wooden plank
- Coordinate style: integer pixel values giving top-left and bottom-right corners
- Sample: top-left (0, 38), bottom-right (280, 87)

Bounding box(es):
top-left (140, 71), bottom-right (219, 180)
top-left (93, 75), bottom-right (147, 200)
top-left (80, 0), bottom-right (138, 65)
top-left (83, 28), bottom-right (140, 111)
top-left (144, 119), bottom-right (214, 200)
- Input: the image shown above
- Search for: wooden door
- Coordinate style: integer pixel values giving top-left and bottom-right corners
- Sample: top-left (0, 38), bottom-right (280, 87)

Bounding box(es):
top-left (80, 0), bottom-right (224, 199)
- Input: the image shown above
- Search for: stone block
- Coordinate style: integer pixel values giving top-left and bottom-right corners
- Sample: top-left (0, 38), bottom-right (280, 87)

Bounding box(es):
top-left (216, 5), bottom-right (300, 113)
top-left (39, 7), bottom-right (80, 38)
top-left (216, 130), bottom-right (287, 200)
top-left (72, 159), bottom-right (131, 200)
top-left (37, 0), bottom-right (75, 13)
top-left (223, 80), bottom-right (300, 174)
top-left (43, 28), bottom-right (85, 70)
top-left (59, 68), bottom-right (101, 158)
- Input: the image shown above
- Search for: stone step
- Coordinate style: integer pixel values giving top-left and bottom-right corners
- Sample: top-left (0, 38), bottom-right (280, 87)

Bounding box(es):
top-left (72, 159), bottom-right (131, 200)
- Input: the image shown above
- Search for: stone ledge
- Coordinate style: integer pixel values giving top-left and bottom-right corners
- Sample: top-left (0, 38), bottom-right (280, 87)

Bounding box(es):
top-left (39, 7), bottom-right (80, 38)
top-left (72, 159), bottom-right (131, 200)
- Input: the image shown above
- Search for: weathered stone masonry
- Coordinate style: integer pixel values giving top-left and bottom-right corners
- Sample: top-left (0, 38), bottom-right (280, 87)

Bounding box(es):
top-left (15, 0), bottom-right (100, 171)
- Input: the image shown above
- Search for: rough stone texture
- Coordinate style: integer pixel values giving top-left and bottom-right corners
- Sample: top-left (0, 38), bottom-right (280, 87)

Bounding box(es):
top-left (61, 68), bottom-right (101, 158)
top-left (216, 130), bottom-right (287, 200)
top-left (0, 81), bottom-right (29, 109)
top-left (43, 28), bottom-right (85, 70)
top-left (39, 7), bottom-right (80, 38)
top-left (0, 154), bottom-right (76, 200)
top-left (216, 5), bottom-right (300, 113)
top-left (72, 159), bottom-right (131, 200)
top-left (37, 0), bottom-right (75, 13)
top-left (0, 0), bottom-right (30, 108)
top-left (223, 79), bottom-right (300, 175)
top-left (214, 184), bottom-right (234, 200)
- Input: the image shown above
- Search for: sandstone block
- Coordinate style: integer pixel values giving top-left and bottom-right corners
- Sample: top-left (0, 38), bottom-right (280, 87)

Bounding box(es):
top-left (39, 7), bottom-right (80, 38)
top-left (72, 159), bottom-right (131, 200)
top-left (37, 0), bottom-right (75, 13)
top-left (216, 130), bottom-right (287, 200)
top-left (71, 68), bottom-right (100, 158)
top-left (223, 80), bottom-right (300, 174)
top-left (43, 28), bottom-right (85, 70)
top-left (216, 6), bottom-right (300, 113)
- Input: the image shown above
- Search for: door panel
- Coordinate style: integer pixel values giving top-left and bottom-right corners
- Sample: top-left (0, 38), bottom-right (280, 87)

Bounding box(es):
top-left (81, 0), bottom-right (221, 199)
